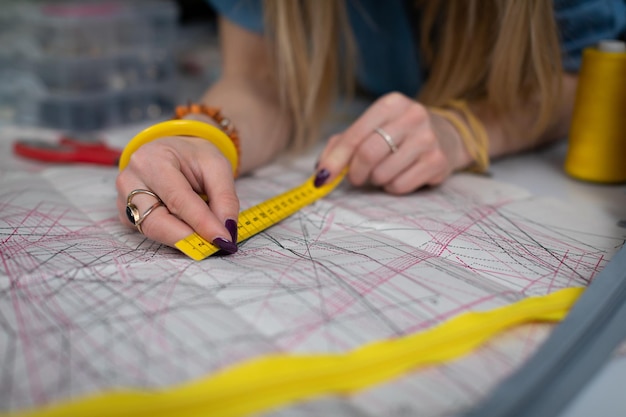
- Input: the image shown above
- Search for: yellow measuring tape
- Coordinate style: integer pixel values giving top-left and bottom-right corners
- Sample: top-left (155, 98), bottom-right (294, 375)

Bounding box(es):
top-left (175, 169), bottom-right (347, 260)
top-left (118, 119), bottom-right (346, 261)
top-left (6, 287), bottom-right (583, 417)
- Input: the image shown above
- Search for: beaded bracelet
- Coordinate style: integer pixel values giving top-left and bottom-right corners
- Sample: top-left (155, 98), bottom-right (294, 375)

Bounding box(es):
top-left (174, 103), bottom-right (241, 177)
top-left (430, 100), bottom-right (490, 173)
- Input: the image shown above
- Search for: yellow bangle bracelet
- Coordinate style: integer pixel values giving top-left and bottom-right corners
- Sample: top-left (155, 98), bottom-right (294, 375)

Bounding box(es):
top-left (118, 119), bottom-right (239, 176)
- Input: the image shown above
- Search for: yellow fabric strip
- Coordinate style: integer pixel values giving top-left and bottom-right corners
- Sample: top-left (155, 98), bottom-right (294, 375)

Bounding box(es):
top-left (6, 287), bottom-right (583, 417)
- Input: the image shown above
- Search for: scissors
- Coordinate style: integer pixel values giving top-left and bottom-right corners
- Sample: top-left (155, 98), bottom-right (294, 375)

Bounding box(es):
top-left (13, 135), bottom-right (122, 166)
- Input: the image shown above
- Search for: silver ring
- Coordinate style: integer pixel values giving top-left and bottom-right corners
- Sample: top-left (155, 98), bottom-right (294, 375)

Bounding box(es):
top-left (126, 189), bottom-right (164, 234)
top-left (374, 127), bottom-right (398, 153)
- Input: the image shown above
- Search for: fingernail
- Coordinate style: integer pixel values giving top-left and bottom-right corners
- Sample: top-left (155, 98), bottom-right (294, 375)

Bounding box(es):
top-left (212, 237), bottom-right (238, 254)
top-left (225, 219), bottom-right (238, 242)
top-left (314, 168), bottom-right (330, 188)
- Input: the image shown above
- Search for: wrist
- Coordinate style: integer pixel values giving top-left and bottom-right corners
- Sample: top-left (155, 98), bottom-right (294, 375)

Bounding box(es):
top-left (429, 110), bottom-right (473, 171)
top-left (430, 101), bottom-right (490, 174)
top-left (174, 103), bottom-right (241, 176)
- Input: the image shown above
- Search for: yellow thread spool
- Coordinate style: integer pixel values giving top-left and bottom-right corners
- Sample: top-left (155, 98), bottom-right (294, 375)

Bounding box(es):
top-left (565, 40), bottom-right (626, 183)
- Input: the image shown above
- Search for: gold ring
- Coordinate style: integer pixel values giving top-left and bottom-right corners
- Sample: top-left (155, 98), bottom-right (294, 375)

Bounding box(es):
top-left (126, 189), bottom-right (164, 234)
top-left (374, 127), bottom-right (398, 153)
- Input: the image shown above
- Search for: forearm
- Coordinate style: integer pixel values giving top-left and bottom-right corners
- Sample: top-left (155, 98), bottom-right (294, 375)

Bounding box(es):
top-left (190, 16), bottom-right (292, 176)
top-left (200, 77), bottom-right (292, 174)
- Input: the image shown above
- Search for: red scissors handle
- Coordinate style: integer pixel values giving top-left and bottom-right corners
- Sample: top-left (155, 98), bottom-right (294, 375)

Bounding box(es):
top-left (13, 137), bottom-right (121, 166)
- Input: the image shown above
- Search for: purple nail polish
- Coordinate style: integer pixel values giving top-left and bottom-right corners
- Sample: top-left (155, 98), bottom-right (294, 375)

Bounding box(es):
top-left (225, 219), bottom-right (238, 243)
top-left (314, 168), bottom-right (330, 188)
top-left (212, 237), bottom-right (238, 254)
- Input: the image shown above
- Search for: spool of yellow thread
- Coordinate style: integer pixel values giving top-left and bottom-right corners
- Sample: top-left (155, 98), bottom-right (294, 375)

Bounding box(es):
top-left (565, 40), bottom-right (626, 183)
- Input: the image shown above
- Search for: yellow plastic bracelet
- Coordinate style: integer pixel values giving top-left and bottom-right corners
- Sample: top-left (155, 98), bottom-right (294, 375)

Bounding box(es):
top-left (118, 119), bottom-right (239, 176)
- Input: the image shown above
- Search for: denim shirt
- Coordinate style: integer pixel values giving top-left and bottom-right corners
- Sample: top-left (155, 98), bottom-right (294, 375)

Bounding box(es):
top-left (206, 0), bottom-right (626, 97)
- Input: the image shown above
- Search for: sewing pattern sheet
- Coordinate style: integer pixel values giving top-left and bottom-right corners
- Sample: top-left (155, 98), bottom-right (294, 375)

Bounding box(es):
top-left (1, 138), bottom-right (625, 417)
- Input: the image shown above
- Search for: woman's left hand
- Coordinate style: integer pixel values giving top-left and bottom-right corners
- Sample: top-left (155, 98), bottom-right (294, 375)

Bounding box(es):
top-left (314, 92), bottom-right (471, 194)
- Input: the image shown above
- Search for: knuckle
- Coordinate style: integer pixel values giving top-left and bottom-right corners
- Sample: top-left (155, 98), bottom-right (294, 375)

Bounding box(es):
top-left (187, 215), bottom-right (213, 235)
top-left (213, 153), bottom-right (233, 173)
top-left (403, 103), bottom-right (427, 127)
top-left (115, 171), bottom-right (128, 192)
top-left (421, 130), bottom-right (438, 147)
top-left (128, 141), bottom-right (176, 172)
top-left (164, 191), bottom-right (187, 217)
top-left (380, 91), bottom-right (406, 109)
top-left (347, 167), bottom-right (366, 186)
top-left (214, 190), bottom-right (240, 213)
top-left (430, 150), bottom-right (448, 168)
top-left (358, 145), bottom-right (380, 165)
top-left (127, 146), bottom-right (152, 169)
top-left (341, 132), bottom-right (363, 150)
top-left (138, 216), bottom-right (158, 236)
top-left (138, 208), bottom-right (168, 237)
top-left (408, 100), bottom-right (427, 116)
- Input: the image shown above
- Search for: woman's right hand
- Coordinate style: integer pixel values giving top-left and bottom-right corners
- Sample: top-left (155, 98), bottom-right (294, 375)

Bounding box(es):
top-left (115, 136), bottom-right (240, 253)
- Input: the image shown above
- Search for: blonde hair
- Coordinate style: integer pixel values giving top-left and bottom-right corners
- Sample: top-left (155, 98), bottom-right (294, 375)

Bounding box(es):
top-left (263, 0), bottom-right (562, 150)
top-left (263, 0), bottom-right (353, 151)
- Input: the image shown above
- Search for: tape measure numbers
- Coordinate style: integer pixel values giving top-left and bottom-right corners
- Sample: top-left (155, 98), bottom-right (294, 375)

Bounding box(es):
top-left (175, 170), bottom-right (347, 261)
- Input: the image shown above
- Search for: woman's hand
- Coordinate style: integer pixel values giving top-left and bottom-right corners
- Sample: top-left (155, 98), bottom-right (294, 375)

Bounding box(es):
top-left (314, 92), bottom-right (471, 194)
top-left (115, 136), bottom-right (239, 253)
